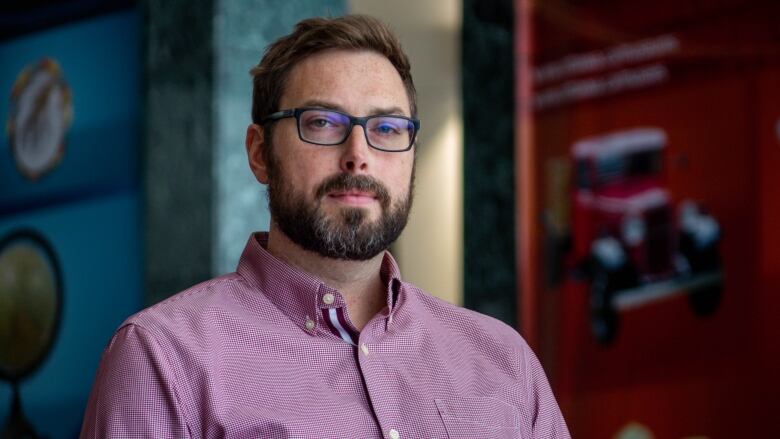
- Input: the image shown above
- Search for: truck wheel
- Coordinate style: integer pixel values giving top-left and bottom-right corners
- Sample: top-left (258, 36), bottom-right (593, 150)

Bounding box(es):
top-left (590, 266), bottom-right (618, 345)
top-left (680, 228), bottom-right (722, 316)
top-left (680, 230), bottom-right (720, 274)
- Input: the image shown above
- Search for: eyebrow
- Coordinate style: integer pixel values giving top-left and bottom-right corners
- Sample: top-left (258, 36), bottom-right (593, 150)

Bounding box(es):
top-left (300, 100), bottom-right (408, 117)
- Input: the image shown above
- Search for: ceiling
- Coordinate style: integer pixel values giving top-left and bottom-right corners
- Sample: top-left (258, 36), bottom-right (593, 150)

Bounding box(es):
top-left (0, 0), bottom-right (134, 41)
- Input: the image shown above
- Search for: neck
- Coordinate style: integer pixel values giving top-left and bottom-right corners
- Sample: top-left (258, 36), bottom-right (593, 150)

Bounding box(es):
top-left (266, 222), bottom-right (387, 330)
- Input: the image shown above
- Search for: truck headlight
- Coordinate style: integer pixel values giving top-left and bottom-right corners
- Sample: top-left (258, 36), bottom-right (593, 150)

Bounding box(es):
top-left (622, 215), bottom-right (646, 247)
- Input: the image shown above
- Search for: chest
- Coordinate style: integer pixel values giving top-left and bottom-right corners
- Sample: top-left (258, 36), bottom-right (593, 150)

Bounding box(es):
top-left (178, 326), bottom-right (527, 438)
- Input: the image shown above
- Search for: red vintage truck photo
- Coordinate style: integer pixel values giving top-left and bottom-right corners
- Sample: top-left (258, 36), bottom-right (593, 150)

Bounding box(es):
top-left (567, 128), bottom-right (722, 344)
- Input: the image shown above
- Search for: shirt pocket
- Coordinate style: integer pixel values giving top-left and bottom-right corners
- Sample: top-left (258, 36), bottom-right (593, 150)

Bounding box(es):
top-left (435, 397), bottom-right (523, 439)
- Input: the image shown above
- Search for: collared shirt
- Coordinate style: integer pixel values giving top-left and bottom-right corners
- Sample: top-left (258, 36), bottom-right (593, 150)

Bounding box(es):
top-left (80, 232), bottom-right (570, 438)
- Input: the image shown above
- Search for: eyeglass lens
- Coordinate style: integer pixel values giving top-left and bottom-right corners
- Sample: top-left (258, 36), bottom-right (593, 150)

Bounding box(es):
top-left (298, 109), bottom-right (413, 150)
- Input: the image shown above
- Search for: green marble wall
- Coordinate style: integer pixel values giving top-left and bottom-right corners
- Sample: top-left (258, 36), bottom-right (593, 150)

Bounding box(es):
top-left (144, 0), bottom-right (215, 304)
top-left (462, 0), bottom-right (517, 326)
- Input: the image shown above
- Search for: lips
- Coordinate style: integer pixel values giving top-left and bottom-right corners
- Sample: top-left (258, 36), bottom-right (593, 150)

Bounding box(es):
top-left (315, 173), bottom-right (391, 209)
top-left (327, 190), bottom-right (377, 205)
top-left (328, 190), bottom-right (376, 198)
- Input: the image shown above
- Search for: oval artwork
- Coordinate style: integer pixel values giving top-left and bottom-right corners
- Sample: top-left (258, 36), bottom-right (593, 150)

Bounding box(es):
top-left (6, 58), bottom-right (72, 181)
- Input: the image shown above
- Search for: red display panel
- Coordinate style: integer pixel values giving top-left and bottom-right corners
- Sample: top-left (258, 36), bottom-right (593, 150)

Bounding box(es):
top-left (515, 1), bottom-right (780, 437)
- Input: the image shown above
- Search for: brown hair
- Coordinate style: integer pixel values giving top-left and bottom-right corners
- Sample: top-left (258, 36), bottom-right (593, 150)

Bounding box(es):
top-left (250, 14), bottom-right (417, 128)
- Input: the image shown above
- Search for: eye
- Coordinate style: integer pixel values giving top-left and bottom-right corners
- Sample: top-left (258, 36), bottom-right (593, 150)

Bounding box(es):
top-left (301, 110), bottom-right (346, 130)
top-left (309, 117), bottom-right (333, 128)
top-left (305, 116), bottom-right (337, 129)
top-left (371, 117), bottom-right (405, 136)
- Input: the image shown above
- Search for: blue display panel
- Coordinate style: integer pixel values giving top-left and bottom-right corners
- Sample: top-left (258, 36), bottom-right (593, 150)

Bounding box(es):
top-left (0, 8), bottom-right (142, 438)
top-left (0, 192), bottom-right (142, 437)
top-left (0, 10), bottom-right (140, 214)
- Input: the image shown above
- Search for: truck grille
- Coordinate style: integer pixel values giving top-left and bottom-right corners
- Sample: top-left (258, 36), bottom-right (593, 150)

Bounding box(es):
top-left (645, 206), bottom-right (672, 274)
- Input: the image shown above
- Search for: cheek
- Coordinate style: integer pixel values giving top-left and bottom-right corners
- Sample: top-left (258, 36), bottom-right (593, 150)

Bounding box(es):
top-left (273, 128), bottom-right (331, 189)
top-left (284, 150), bottom-right (340, 196)
top-left (389, 158), bottom-right (415, 197)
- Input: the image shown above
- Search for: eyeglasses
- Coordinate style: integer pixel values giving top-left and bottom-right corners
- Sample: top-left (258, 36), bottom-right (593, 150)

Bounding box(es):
top-left (262, 107), bottom-right (420, 152)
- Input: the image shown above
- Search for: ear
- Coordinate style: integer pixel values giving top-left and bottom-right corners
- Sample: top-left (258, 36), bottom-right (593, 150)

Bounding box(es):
top-left (246, 123), bottom-right (270, 184)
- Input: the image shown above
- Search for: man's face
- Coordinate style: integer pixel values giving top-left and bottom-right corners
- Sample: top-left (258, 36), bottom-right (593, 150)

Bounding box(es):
top-left (265, 49), bottom-right (415, 260)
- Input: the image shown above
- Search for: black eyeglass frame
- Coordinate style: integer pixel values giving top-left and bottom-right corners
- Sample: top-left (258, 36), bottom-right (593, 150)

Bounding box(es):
top-left (262, 107), bottom-right (421, 152)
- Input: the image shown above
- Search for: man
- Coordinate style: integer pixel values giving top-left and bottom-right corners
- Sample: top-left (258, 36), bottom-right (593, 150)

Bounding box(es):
top-left (81, 15), bottom-right (570, 438)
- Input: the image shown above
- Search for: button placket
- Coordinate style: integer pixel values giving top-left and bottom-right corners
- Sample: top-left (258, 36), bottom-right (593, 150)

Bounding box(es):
top-left (357, 339), bottom-right (388, 439)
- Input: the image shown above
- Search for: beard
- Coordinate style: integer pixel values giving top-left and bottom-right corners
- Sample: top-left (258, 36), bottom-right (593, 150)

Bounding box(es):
top-left (266, 159), bottom-right (413, 261)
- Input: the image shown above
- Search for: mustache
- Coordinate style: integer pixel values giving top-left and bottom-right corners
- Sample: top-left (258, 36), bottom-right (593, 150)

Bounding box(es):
top-left (315, 173), bottom-right (391, 208)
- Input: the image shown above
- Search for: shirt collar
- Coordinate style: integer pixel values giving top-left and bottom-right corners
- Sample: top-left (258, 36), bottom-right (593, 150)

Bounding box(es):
top-left (236, 232), bottom-right (403, 335)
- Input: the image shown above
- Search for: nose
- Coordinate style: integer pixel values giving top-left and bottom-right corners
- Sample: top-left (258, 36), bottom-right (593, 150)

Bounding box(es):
top-left (339, 124), bottom-right (371, 173)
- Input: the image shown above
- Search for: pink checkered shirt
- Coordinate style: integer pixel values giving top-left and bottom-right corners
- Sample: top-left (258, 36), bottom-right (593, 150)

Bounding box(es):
top-left (80, 233), bottom-right (570, 438)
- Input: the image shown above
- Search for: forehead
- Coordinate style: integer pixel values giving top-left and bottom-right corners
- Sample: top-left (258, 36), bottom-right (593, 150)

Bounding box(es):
top-left (280, 49), bottom-right (411, 116)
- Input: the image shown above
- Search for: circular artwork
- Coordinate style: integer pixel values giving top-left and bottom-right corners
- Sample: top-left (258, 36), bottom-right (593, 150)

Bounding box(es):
top-left (614, 422), bottom-right (654, 439)
top-left (0, 229), bottom-right (63, 381)
top-left (6, 58), bottom-right (72, 181)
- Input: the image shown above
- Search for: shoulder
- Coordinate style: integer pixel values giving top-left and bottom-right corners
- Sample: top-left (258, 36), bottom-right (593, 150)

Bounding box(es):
top-left (401, 282), bottom-right (530, 356)
top-left (121, 272), bottom-right (251, 338)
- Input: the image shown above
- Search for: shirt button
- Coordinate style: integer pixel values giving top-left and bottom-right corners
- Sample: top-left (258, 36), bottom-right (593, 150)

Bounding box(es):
top-left (360, 343), bottom-right (370, 356)
top-left (388, 428), bottom-right (400, 439)
top-left (322, 293), bottom-right (335, 305)
top-left (305, 319), bottom-right (315, 330)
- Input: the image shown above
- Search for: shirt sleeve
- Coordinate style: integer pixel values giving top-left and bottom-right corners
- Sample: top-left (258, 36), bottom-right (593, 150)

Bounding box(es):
top-left (80, 323), bottom-right (190, 438)
top-left (522, 342), bottom-right (572, 439)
